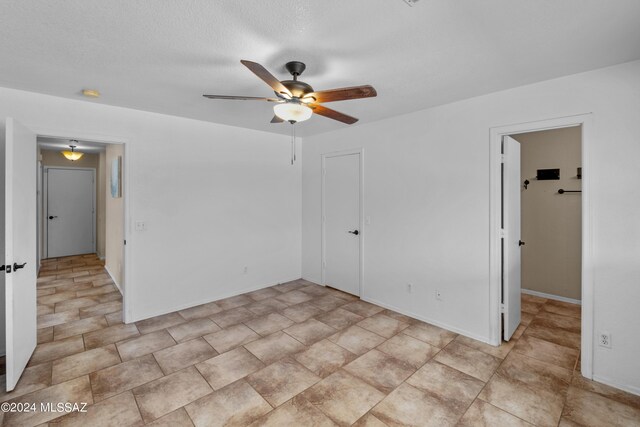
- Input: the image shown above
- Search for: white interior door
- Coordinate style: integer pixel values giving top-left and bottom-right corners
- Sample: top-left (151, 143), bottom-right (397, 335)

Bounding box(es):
top-left (323, 152), bottom-right (361, 296)
top-left (503, 135), bottom-right (522, 340)
top-left (4, 118), bottom-right (38, 391)
top-left (46, 168), bottom-right (95, 258)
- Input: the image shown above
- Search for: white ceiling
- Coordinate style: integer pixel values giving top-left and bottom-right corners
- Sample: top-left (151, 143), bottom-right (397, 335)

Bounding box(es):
top-left (1, 1), bottom-right (639, 137)
top-left (38, 136), bottom-right (108, 154)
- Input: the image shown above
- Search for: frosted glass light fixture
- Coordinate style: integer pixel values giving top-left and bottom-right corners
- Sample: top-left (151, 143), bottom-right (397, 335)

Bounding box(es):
top-left (273, 102), bottom-right (312, 123)
top-left (61, 143), bottom-right (84, 161)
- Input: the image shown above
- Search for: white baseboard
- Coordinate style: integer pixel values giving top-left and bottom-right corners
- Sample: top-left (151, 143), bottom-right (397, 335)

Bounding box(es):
top-left (104, 265), bottom-right (122, 295)
top-left (522, 288), bottom-right (581, 305)
top-left (360, 296), bottom-right (494, 346)
top-left (298, 280), bottom-right (493, 346)
top-left (302, 275), bottom-right (322, 285)
top-left (592, 374), bottom-right (640, 397)
top-left (127, 276), bottom-right (302, 324)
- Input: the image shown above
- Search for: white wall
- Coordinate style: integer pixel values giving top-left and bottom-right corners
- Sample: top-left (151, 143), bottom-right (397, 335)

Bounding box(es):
top-left (105, 144), bottom-right (124, 289)
top-left (97, 151), bottom-right (106, 259)
top-left (302, 60), bottom-right (640, 394)
top-left (0, 87), bottom-right (302, 324)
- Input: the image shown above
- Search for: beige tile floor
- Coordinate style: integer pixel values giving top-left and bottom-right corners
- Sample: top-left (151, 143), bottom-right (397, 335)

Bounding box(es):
top-left (1, 254), bottom-right (639, 426)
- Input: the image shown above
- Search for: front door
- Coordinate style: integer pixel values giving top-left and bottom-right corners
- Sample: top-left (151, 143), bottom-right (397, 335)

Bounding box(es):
top-left (323, 152), bottom-right (361, 296)
top-left (46, 167), bottom-right (95, 258)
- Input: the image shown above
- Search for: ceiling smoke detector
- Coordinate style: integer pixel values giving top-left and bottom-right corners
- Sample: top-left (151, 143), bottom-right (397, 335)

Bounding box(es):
top-left (402, 0), bottom-right (420, 6)
top-left (82, 89), bottom-right (100, 98)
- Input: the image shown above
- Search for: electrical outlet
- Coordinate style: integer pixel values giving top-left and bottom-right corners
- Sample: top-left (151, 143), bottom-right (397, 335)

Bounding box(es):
top-left (406, 283), bottom-right (413, 293)
top-left (599, 332), bottom-right (611, 348)
top-left (435, 289), bottom-right (442, 301)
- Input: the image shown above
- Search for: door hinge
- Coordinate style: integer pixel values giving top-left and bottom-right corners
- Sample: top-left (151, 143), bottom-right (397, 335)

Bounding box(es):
top-left (500, 303), bottom-right (505, 313)
top-left (500, 154), bottom-right (506, 163)
top-left (499, 229), bottom-right (506, 238)
top-left (124, 240), bottom-right (127, 245)
top-left (322, 261), bottom-right (326, 269)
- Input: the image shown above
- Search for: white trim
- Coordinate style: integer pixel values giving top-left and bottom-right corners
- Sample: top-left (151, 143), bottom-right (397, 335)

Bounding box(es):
top-left (592, 375), bottom-right (640, 397)
top-left (320, 148), bottom-right (364, 297)
top-left (104, 264), bottom-right (122, 295)
top-left (361, 296), bottom-right (492, 344)
top-left (489, 113), bottom-right (594, 380)
top-left (121, 141), bottom-right (132, 323)
top-left (522, 288), bottom-right (581, 305)
top-left (209, 276), bottom-right (493, 345)
top-left (43, 166), bottom-right (96, 258)
top-left (127, 278), bottom-right (299, 323)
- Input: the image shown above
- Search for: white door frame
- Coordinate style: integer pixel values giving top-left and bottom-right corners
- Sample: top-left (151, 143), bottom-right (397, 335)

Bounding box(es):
top-left (489, 113), bottom-right (593, 379)
top-left (321, 148), bottom-right (364, 296)
top-left (31, 126), bottom-right (133, 323)
top-left (43, 166), bottom-right (96, 259)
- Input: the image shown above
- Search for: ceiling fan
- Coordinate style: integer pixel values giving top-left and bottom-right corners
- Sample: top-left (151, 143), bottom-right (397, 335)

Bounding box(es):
top-left (203, 60), bottom-right (377, 125)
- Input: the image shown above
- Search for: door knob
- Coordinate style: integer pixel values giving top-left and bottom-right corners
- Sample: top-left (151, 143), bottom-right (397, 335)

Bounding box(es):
top-left (519, 240), bottom-right (525, 246)
top-left (348, 230), bottom-right (359, 235)
top-left (13, 262), bottom-right (26, 271)
top-left (48, 215), bottom-right (58, 220)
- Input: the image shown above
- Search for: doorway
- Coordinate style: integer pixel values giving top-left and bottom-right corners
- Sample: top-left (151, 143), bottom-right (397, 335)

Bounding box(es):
top-left (514, 127), bottom-right (582, 305)
top-left (44, 167), bottom-right (96, 258)
top-left (490, 114), bottom-right (593, 379)
top-left (1, 120), bottom-right (129, 391)
top-left (321, 149), bottom-right (363, 296)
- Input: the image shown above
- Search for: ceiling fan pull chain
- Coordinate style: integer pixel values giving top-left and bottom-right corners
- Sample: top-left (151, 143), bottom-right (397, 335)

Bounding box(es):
top-left (293, 123), bottom-right (297, 163)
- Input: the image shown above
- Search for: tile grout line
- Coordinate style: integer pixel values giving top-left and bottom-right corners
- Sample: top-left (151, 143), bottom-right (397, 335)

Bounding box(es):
top-left (24, 259), bottom-right (626, 425)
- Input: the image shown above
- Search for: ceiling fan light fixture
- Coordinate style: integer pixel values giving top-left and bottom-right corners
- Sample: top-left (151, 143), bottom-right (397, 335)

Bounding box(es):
top-left (273, 102), bottom-right (312, 123)
top-left (61, 142), bottom-right (84, 161)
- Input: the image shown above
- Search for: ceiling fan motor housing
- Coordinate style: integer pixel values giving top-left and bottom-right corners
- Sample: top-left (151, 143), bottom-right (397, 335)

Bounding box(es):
top-left (279, 61), bottom-right (314, 98)
top-left (280, 80), bottom-right (314, 98)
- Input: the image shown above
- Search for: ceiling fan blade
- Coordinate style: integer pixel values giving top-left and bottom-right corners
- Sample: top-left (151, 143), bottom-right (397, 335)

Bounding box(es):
top-left (270, 115), bottom-right (284, 124)
top-left (203, 95), bottom-right (280, 102)
top-left (310, 104), bottom-right (359, 125)
top-left (305, 85), bottom-right (377, 103)
top-left (240, 60), bottom-right (292, 97)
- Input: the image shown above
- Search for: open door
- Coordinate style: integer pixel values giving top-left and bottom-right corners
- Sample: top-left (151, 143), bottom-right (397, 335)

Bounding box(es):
top-left (4, 118), bottom-right (38, 391)
top-left (502, 135), bottom-right (521, 341)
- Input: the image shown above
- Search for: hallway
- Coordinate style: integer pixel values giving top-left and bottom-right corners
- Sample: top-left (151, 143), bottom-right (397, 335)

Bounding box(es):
top-left (0, 256), bottom-right (638, 425)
